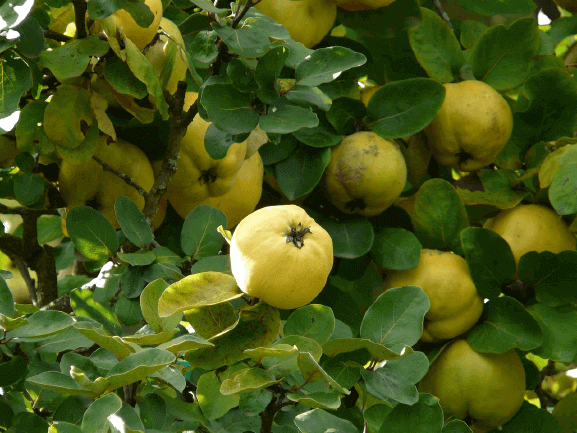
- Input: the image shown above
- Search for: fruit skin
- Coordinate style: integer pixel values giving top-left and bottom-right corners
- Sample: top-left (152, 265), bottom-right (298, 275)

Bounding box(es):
top-left (424, 80), bottom-right (513, 172)
top-left (145, 17), bottom-right (187, 95)
top-left (322, 131), bottom-right (407, 216)
top-left (0, 136), bottom-right (20, 168)
top-left (360, 85), bottom-right (382, 107)
top-left (335, 0), bottom-right (396, 11)
top-left (483, 204), bottom-right (576, 266)
top-left (59, 138), bottom-right (155, 230)
top-left (230, 205), bottom-right (333, 310)
top-left (110, 0), bottom-right (163, 50)
top-left (418, 339), bottom-right (526, 433)
top-left (165, 114), bottom-right (247, 206)
top-left (255, 0), bottom-right (337, 48)
top-left (382, 249), bottom-right (484, 342)
top-left (169, 150), bottom-right (264, 227)
top-left (552, 392), bottom-right (577, 433)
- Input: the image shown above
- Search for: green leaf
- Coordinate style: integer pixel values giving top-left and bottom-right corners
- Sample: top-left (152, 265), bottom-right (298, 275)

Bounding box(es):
top-left (411, 178), bottom-right (469, 254)
top-left (370, 227), bottom-right (422, 271)
top-left (74, 321), bottom-right (134, 359)
top-left (191, 30), bottom-right (219, 65)
top-left (122, 329), bottom-right (177, 346)
top-left (26, 372), bottom-right (96, 397)
top-left (185, 302), bottom-right (280, 370)
top-left (292, 126), bottom-right (342, 148)
top-left (39, 36), bottom-right (109, 82)
top-left (549, 157), bottom-right (577, 215)
top-left (158, 272), bottom-right (241, 317)
top-left (285, 86), bottom-right (332, 111)
top-left (0, 50), bottom-right (31, 119)
top-left (13, 173), bottom-right (44, 206)
top-left (497, 400), bottom-right (561, 433)
top-left (140, 279), bottom-right (183, 333)
top-left (183, 302), bottom-right (237, 339)
top-left (408, 8), bottom-right (465, 83)
top-left (104, 56), bottom-right (148, 99)
top-left (37, 215), bottom-right (64, 244)
top-left (117, 252), bottom-right (156, 266)
top-left (319, 218), bottom-right (373, 260)
top-left (239, 389), bottom-right (273, 415)
top-left (527, 304), bottom-right (577, 363)
top-left (120, 265), bottom-right (146, 298)
top-left (15, 101), bottom-right (52, 155)
top-left (275, 146), bottom-right (331, 200)
top-left (255, 46), bottom-right (290, 104)
top-left (366, 78), bottom-right (445, 139)
top-left (378, 393), bottom-right (444, 432)
top-left (442, 419), bottom-right (473, 432)
top-left (454, 169), bottom-right (526, 209)
top-left (471, 17), bottom-right (540, 91)
top-left (0, 276), bottom-right (15, 318)
top-left (321, 357), bottom-right (361, 390)
top-left (36, 325), bottom-right (94, 354)
top-left (108, 403), bottom-right (145, 433)
top-left (157, 334), bottom-right (214, 354)
top-left (459, 0), bottom-right (536, 16)
top-left (467, 296), bottom-right (542, 353)
top-left (261, 335), bottom-right (323, 378)
top-left (15, 16), bottom-right (43, 58)
top-left (0, 0), bottom-right (34, 31)
top-left (294, 408), bottom-right (358, 433)
top-left (70, 288), bottom-right (123, 335)
top-left (212, 22), bottom-right (270, 58)
top-left (0, 356), bottom-right (27, 387)
top-left (7, 413), bottom-right (49, 433)
top-left (180, 204), bottom-right (227, 259)
top-left (220, 367), bottom-right (279, 395)
top-left (259, 133), bottom-right (298, 165)
top-left (361, 364), bottom-right (419, 406)
top-left (322, 338), bottom-right (400, 362)
top-left (295, 47), bottom-right (366, 87)
top-left (197, 369), bottom-right (241, 420)
top-left (43, 85), bottom-right (94, 150)
top-left (244, 344), bottom-right (298, 364)
top-left (204, 124), bottom-right (247, 160)
top-left (283, 304), bottom-right (335, 346)
top-left (460, 20), bottom-right (488, 50)
top-left (325, 97), bottom-right (366, 135)
top-left (115, 296), bottom-right (144, 327)
top-left (81, 393), bottom-right (123, 433)
top-left (6, 310), bottom-right (74, 341)
top-left (362, 286), bottom-right (429, 354)
top-left (297, 352), bottom-right (349, 394)
top-left (460, 227), bottom-right (516, 299)
top-left (259, 101), bottom-right (319, 134)
top-left (518, 251), bottom-right (577, 306)
top-left (67, 206), bottom-right (119, 261)
top-left (115, 196), bottom-right (153, 248)
top-left (139, 393), bottom-right (167, 430)
top-left (88, 0), bottom-right (154, 24)
top-left (201, 83), bottom-right (259, 134)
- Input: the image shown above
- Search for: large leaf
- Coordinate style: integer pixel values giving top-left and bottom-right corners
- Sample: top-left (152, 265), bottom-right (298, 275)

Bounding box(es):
top-left (283, 304), bottom-right (335, 346)
top-left (0, 51), bottom-right (32, 120)
top-left (180, 205), bottom-right (227, 259)
top-left (294, 408), bottom-right (358, 433)
top-left (115, 196), bottom-right (153, 248)
top-left (370, 227), bottom-right (422, 271)
top-left (295, 47), bottom-right (366, 87)
top-left (201, 83), bottom-right (259, 134)
top-left (527, 303), bottom-right (577, 363)
top-left (66, 206), bottom-right (119, 261)
top-left (26, 372), bottom-right (96, 397)
top-left (321, 217), bottom-right (374, 259)
top-left (140, 279), bottom-right (181, 333)
top-left (81, 393), bottom-right (123, 433)
top-left (377, 393), bottom-right (444, 432)
top-left (183, 302), bottom-right (237, 339)
top-left (6, 310), bottom-right (74, 341)
top-left (70, 288), bottom-right (122, 335)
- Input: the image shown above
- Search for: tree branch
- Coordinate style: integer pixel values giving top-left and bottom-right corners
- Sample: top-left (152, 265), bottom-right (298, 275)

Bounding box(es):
top-left (432, 0), bottom-right (453, 32)
top-left (92, 155), bottom-right (150, 199)
top-left (42, 29), bottom-right (73, 42)
top-left (72, 0), bottom-right (88, 39)
top-left (40, 293), bottom-right (72, 313)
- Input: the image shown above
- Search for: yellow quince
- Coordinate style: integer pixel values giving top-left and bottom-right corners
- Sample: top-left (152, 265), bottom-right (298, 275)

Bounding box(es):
top-left (230, 205), bottom-right (333, 309)
top-left (59, 138), bottom-right (155, 231)
top-left (322, 131), bottom-right (407, 216)
top-left (424, 80), bottom-right (513, 172)
top-left (255, 0), bottom-right (337, 48)
top-left (334, 0), bottom-right (397, 11)
top-left (483, 204), bottom-right (576, 266)
top-left (419, 339), bottom-right (526, 433)
top-left (382, 249), bottom-right (484, 342)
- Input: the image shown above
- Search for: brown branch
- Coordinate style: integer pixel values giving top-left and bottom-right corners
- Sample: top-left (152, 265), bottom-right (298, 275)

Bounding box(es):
top-left (72, 0), bottom-right (88, 39)
top-left (0, 204), bottom-right (59, 216)
top-left (92, 155), bottom-right (150, 199)
top-left (432, 0), bottom-right (453, 32)
top-left (40, 293), bottom-right (72, 312)
top-left (43, 29), bottom-right (73, 42)
top-left (12, 256), bottom-right (38, 306)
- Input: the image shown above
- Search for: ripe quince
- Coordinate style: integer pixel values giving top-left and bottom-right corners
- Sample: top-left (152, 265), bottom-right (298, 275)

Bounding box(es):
top-left (230, 205), bottom-right (333, 309)
top-left (424, 80), bottom-right (513, 172)
top-left (483, 204), bottom-right (576, 266)
top-left (59, 138), bottom-right (155, 230)
top-left (334, 0), bottom-right (396, 11)
top-left (322, 131), bottom-right (407, 216)
top-left (168, 149), bottom-right (263, 227)
top-left (382, 249), bottom-right (483, 342)
top-left (92, 0), bottom-right (163, 51)
top-left (145, 17), bottom-right (187, 95)
top-left (360, 85), bottom-right (382, 107)
top-left (419, 339), bottom-right (526, 433)
top-left (255, 0), bottom-right (337, 48)
top-left (165, 113), bottom-right (247, 206)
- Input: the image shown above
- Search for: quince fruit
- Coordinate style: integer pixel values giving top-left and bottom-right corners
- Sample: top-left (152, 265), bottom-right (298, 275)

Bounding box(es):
top-left (553, 392), bottom-right (577, 433)
top-left (255, 0), bottom-right (337, 48)
top-left (93, 0), bottom-right (163, 51)
top-left (334, 0), bottom-right (396, 11)
top-left (0, 136), bottom-right (19, 168)
top-left (165, 113), bottom-right (247, 206)
top-left (382, 249), bottom-right (483, 342)
top-left (360, 85), bottom-right (382, 107)
top-left (230, 205), bottom-right (333, 309)
top-left (483, 204), bottom-right (576, 266)
top-left (419, 339), bottom-right (526, 433)
top-left (59, 138), bottom-right (155, 231)
top-left (168, 149), bottom-right (263, 227)
top-left (424, 80), bottom-right (513, 172)
top-left (322, 131), bottom-right (407, 216)
top-left (145, 17), bottom-right (188, 95)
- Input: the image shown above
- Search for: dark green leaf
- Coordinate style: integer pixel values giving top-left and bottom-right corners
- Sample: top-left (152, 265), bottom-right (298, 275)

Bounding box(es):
top-left (378, 393), bottom-right (443, 432)
top-left (0, 275), bottom-right (15, 318)
top-left (115, 296), bottom-right (144, 327)
top-left (259, 101), bottom-right (319, 134)
top-left (104, 56), bottom-right (148, 99)
top-left (326, 97), bottom-right (366, 135)
top-left (0, 356), bottom-right (27, 387)
top-left (258, 134), bottom-right (298, 165)
top-left (292, 127), bottom-right (342, 148)
top-left (15, 16), bottom-right (43, 58)
top-left (211, 22), bottom-right (271, 58)
top-left (459, 0), bottom-right (536, 16)
top-left (295, 47), bottom-right (366, 87)
top-left (139, 393), bottom-right (167, 429)
top-left (0, 50), bottom-right (31, 119)
top-left (70, 288), bottom-right (123, 335)
top-left (67, 206), bottom-right (119, 261)
top-left (322, 218), bottom-right (374, 259)
top-left (13, 172), bottom-right (44, 206)
top-left (294, 408), bottom-right (358, 433)
top-left (285, 86), bottom-right (332, 111)
top-left (180, 205), bottom-right (227, 259)
top-left (527, 304), bottom-right (577, 363)
top-left (255, 46), bottom-right (290, 104)
top-left (275, 146), bottom-right (330, 200)
top-left (115, 196), bottom-right (153, 248)
top-left (283, 304), bottom-right (335, 345)
top-left (370, 227), bottom-right (422, 271)
top-left (201, 84), bottom-right (259, 134)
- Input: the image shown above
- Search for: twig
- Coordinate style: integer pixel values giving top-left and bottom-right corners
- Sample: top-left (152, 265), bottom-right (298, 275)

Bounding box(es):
top-left (0, 204), bottom-right (59, 216)
top-left (40, 293), bottom-right (72, 312)
top-left (72, 0), bottom-right (88, 39)
top-left (42, 29), bottom-right (73, 42)
top-left (12, 256), bottom-right (38, 307)
top-left (92, 155), bottom-right (150, 199)
top-left (432, 0), bottom-right (453, 32)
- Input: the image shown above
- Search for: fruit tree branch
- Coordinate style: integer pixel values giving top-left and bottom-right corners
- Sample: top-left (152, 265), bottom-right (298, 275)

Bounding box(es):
top-left (91, 155), bottom-right (150, 199)
top-left (42, 30), bottom-right (73, 42)
top-left (431, 0), bottom-right (453, 32)
top-left (72, 0), bottom-right (88, 39)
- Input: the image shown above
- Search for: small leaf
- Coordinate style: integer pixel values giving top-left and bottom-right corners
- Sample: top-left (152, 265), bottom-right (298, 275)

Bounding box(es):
top-left (527, 303), bottom-right (577, 363)
top-left (275, 146), bottom-right (331, 200)
top-left (259, 101), bottom-right (319, 134)
top-left (285, 86), bottom-right (332, 111)
top-left (255, 46), bottom-right (289, 104)
top-left (297, 352), bottom-right (349, 394)
top-left (6, 310), bottom-right (74, 341)
top-left (70, 288), bottom-right (123, 335)
top-left (201, 83), bottom-right (259, 134)
top-left (0, 50), bottom-right (32, 120)
top-left (0, 356), bottom-right (28, 387)
top-left (220, 368), bottom-right (278, 395)
top-left (295, 47), bottom-right (366, 87)
top-left (294, 408), bottom-right (358, 433)
top-left (181, 205), bottom-right (227, 259)
top-left (322, 338), bottom-right (401, 362)
top-left (261, 335), bottom-right (323, 378)
top-left (283, 304), bottom-right (335, 346)
top-left (197, 369), bottom-right (240, 420)
top-left (321, 218), bottom-right (374, 259)
top-left (115, 196), bottom-right (153, 248)
top-left (13, 173), bottom-right (44, 206)
top-left (117, 251), bottom-right (156, 266)
top-left (370, 227), bottom-right (422, 271)
top-left (140, 279), bottom-right (183, 333)
top-left (157, 334), bottom-right (214, 354)
top-left (114, 296), bottom-right (144, 327)
top-left (81, 393), bottom-right (123, 433)
top-left (74, 322), bottom-right (134, 360)
top-left (325, 97), bottom-right (366, 135)
top-left (211, 22), bottom-right (271, 59)
top-left (67, 206), bottom-right (119, 261)
top-left (378, 393), bottom-right (444, 431)
top-left (292, 127), bottom-right (342, 148)
top-left (26, 372), bottom-right (96, 397)
top-left (0, 276), bottom-right (15, 318)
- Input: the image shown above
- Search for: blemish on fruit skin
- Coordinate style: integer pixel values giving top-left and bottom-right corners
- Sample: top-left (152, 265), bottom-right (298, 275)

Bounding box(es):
top-left (335, 161), bottom-right (365, 186)
top-left (363, 144), bottom-right (379, 156)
